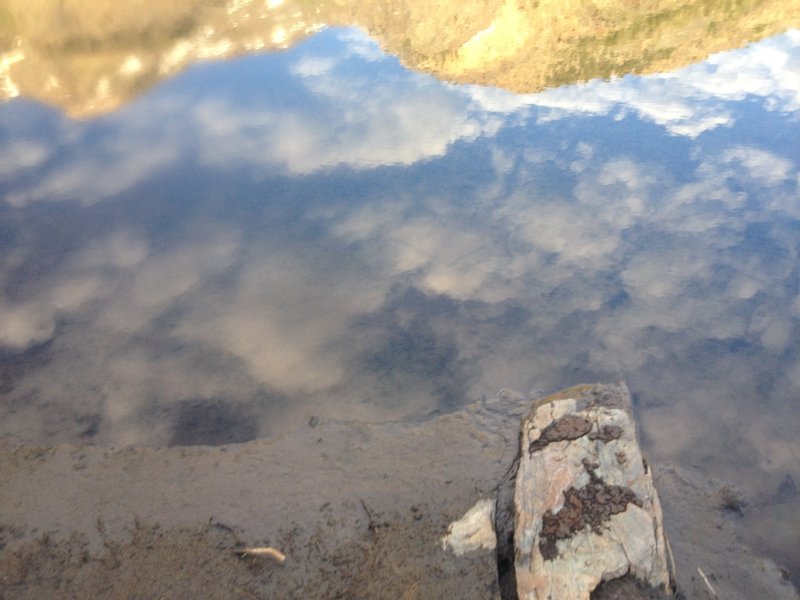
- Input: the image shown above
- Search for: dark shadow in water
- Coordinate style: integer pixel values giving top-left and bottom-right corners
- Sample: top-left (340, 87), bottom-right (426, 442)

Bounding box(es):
top-left (169, 398), bottom-right (259, 446)
top-left (355, 286), bottom-right (471, 411)
top-left (0, 340), bottom-right (53, 395)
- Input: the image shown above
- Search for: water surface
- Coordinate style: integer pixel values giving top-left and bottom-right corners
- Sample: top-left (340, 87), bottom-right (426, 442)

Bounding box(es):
top-left (1, 25), bottom-right (799, 577)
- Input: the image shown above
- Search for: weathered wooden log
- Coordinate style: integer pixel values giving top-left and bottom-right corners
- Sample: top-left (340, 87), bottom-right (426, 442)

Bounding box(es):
top-left (496, 383), bottom-right (672, 600)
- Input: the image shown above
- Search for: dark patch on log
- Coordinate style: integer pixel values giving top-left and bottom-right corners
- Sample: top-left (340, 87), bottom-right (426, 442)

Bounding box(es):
top-left (588, 424), bottom-right (624, 442)
top-left (528, 414), bottom-right (592, 455)
top-left (539, 459), bottom-right (642, 561)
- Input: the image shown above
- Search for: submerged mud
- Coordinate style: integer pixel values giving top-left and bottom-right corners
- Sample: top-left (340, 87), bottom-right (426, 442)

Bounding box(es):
top-left (1, 395), bottom-right (796, 599)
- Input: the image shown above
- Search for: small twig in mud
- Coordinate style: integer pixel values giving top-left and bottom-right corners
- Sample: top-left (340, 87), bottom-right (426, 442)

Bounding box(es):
top-left (697, 567), bottom-right (719, 599)
top-left (234, 547), bottom-right (286, 565)
top-left (95, 517), bottom-right (120, 568)
top-left (233, 586), bottom-right (265, 600)
top-left (360, 498), bottom-right (378, 532)
top-left (718, 485), bottom-right (745, 515)
top-left (209, 520), bottom-right (238, 536)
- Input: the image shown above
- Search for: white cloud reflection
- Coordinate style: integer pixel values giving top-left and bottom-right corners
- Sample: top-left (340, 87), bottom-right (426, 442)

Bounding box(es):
top-left (191, 80), bottom-right (482, 174)
top-left (6, 143), bottom-right (180, 207)
top-left (0, 300), bottom-right (57, 349)
top-left (0, 140), bottom-right (50, 179)
top-left (720, 145), bottom-right (794, 185)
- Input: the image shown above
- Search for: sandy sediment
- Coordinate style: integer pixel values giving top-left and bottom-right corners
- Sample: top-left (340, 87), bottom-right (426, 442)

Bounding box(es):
top-left (0, 393), bottom-right (796, 599)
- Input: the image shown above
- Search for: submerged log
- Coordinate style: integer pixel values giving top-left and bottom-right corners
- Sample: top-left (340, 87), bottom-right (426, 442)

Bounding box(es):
top-left (496, 383), bottom-right (672, 600)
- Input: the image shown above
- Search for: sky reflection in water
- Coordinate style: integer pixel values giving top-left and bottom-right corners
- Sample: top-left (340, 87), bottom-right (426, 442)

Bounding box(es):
top-left (1, 29), bottom-right (799, 554)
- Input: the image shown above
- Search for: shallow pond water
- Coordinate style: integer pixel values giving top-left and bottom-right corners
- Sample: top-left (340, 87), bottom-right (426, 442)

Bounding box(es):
top-left (1, 21), bottom-right (799, 583)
